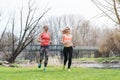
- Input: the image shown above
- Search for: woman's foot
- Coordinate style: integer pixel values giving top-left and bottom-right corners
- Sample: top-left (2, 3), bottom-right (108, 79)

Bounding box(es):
top-left (38, 64), bottom-right (41, 68)
top-left (68, 69), bottom-right (70, 71)
top-left (43, 67), bottom-right (46, 72)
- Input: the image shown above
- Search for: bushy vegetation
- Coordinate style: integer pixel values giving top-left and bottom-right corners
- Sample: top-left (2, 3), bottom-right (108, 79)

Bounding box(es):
top-left (74, 57), bottom-right (120, 63)
top-left (99, 28), bottom-right (120, 57)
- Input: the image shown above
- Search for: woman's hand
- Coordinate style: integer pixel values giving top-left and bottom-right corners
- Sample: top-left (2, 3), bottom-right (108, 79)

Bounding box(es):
top-left (37, 39), bottom-right (45, 43)
top-left (49, 40), bottom-right (52, 44)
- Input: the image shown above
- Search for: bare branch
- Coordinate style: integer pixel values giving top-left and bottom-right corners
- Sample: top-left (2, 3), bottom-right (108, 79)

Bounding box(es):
top-left (0, 20), bottom-right (9, 42)
top-left (92, 0), bottom-right (119, 24)
top-left (19, 8), bottom-right (23, 43)
top-left (1, 0), bottom-right (50, 63)
top-left (12, 17), bottom-right (15, 54)
top-left (113, 0), bottom-right (120, 24)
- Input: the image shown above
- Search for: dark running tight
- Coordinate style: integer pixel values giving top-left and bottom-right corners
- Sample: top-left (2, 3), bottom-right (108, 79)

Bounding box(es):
top-left (39, 46), bottom-right (49, 67)
top-left (63, 46), bottom-right (73, 69)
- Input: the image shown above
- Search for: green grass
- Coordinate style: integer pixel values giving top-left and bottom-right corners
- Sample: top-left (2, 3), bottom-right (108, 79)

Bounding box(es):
top-left (0, 66), bottom-right (120, 80)
top-left (73, 57), bottom-right (120, 62)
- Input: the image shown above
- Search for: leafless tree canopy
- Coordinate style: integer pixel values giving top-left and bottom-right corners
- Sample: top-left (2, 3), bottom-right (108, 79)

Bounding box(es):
top-left (40, 15), bottom-right (100, 46)
top-left (0, 0), bottom-right (50, 63)
top-left (92, 0), bottom-right (120, 57)
top-left (99, 28), bottom-right (120, 57)
top-left (92, 0), bottom-right (120, 25)
top-left (1, 0), bottom-right (120, 63)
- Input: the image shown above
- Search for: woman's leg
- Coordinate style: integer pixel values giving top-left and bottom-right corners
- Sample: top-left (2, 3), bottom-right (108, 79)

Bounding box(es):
top-left (44, 46), bottom-right (49, 67)
top-left (39, 47), bottom-right (45, 63)
top-left (38, 46), bottom-right (45, 68)
top-left (68, 47), bottom-right (73, 69)
top-left (63, 47), bottom-right (68, 66)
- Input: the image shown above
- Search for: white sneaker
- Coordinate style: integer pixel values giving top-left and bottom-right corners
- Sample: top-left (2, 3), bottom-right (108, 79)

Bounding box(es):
top-left (68, 69), bottom-right (70, 71)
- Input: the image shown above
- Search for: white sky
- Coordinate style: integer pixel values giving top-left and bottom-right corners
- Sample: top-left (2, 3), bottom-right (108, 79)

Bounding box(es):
top-left (0, 0), bottom-right (115, 32)
top-left (48, 0), bottom-right (100, 19)
top-left (0, 0), bottom-right (101, 19)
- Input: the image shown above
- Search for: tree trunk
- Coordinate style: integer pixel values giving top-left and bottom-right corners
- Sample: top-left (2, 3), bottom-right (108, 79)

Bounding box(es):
top-left (7, 52), bottom-right (20, 63)
top-left (7, 55), bottom-right (16, 63)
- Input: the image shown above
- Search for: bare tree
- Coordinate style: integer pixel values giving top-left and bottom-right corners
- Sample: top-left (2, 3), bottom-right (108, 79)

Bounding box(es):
top-left (41, 15), bottom-right (99, 46)
top-left (99, 28), bottom-right (120, 57)
top-left (0, 31), bottom-right (18, 59)
top-left (72, 20), bottom-right (91, 46)
top-left (40, 15), bottom-right (80, 44)
top-left (92, 0), bottom-right (120, 56)
top-left (92, 0), bottom-right (120, 26)
top-left (0, 0), bottom-right (50, 63)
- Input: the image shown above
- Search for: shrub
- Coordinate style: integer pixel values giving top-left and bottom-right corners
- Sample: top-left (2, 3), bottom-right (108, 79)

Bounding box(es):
top-left (99, 28), bottom-right (120, 57)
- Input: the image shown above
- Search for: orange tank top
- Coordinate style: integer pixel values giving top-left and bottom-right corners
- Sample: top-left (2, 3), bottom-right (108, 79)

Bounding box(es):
top-left (39, 32), bottom-right (50, 46)
top-left (63, 34), bottom-right (72, 41)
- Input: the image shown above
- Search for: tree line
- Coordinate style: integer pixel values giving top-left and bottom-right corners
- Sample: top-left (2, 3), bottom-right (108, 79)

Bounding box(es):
top-left (0, 0), bottom-right (120, 63)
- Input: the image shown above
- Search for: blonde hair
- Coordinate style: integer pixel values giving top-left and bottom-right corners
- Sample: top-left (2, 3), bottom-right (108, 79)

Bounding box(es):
top-left (62, 27), bottom-right (70, 34)
top-left (43, 25), bottom-right (48, 29)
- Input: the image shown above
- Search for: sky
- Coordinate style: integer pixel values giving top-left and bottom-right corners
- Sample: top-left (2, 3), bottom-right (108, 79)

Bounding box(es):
top-left (0, 0), bottom-right (115, 32)
top-left (0, 0), bottom-right (100, 19)
top-left (47, 0), bottom-right (100, 19)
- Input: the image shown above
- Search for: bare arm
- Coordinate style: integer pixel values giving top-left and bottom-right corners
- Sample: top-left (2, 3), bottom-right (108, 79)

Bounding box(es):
top-left (49, 33), bottom-right (52, 44)
top-left (71, 35), bottom-right (75, 47)
top-left (61, 34), bottom-right (67, 44)
top-left (37, 33), bottom-right (42, 43)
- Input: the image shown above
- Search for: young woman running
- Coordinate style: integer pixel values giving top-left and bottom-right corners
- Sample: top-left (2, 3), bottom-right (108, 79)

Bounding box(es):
top-left (38, 25), bottom-right (51, 71)
top-left (61, 27), bottom-right (73, 71)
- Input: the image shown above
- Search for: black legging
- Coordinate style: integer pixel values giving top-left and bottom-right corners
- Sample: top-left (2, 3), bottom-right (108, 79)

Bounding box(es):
top-left (39, 46), bottom-right (49, 67)
top-left (63, 46), bottom-right (73, 69)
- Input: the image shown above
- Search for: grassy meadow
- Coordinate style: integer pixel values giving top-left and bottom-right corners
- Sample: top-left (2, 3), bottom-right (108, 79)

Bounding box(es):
top-left (0, 66), bottom-right (120, 80)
